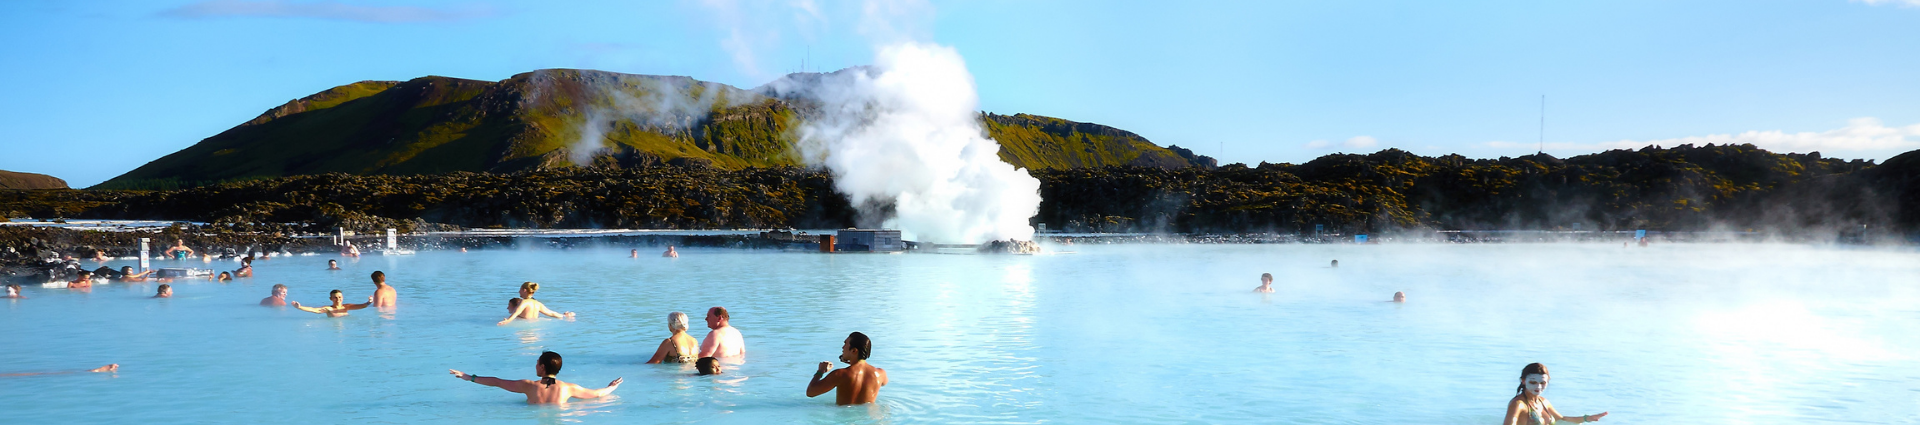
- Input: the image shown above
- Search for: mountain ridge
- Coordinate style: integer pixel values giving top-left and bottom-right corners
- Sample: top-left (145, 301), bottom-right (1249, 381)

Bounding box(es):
top-left (96, 68), bottom-right (1209, 190)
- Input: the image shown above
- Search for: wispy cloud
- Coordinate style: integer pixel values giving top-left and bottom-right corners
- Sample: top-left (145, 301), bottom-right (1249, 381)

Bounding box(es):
top-left (1306, 136), bottom-right (1379, 150)
top-left (1852, 0), bottom-right (1920, 7)
top-left (158, 0), bottom-right (496, 23)
top-left (1485, 117), bottom-right (1920, 154)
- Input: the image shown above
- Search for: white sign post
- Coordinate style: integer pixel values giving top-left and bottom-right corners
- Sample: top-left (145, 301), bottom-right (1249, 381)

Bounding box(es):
top-left (139, 238), bottom-right (151, 272)
top-left (387, 229), bottom-right (398, 253)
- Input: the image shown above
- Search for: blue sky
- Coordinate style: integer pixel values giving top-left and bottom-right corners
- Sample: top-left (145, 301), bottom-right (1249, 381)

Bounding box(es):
top-left (3, 0), bottom-right (1917, 187)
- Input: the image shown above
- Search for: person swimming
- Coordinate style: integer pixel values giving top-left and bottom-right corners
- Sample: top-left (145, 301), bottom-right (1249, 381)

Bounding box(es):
top-left (260, 284), bottom-right (289, 306)
top-left (292, 289), bottom-right (369, 317)
top-left (326, 259), bottom-right (340, 270)
top-left (1253, 273), bottom-right (1274, 293)
top-left (806, 331), bottom-right (888, 406)
top-left (647, 312), bottom-right (699, 364)
top-left (341, 241), bottom-right (361, 257)
top-left (4, 284), bottom-right (24, 299)
top-left (629, 249), bottom-right (638, 258)
top-left (699, 306), bottom-right (745, 358)
top-left (366, 271), bottom-right (396, 308)
top-left (448, 351), bottom-right (622, 405)
top-left (1392, 291), bottom-right (1406, 303)
top-left (152, 284), bottom-right (172, 298)
top-left (1503, 363), bottom-right (1608, 425)
top-left (1, 364), bottom-right (118, 377)
top-left (214, 271), bottom-right (233, 282)
top-left (234, 257), bottom-right (254, 278)
top-left (662, 246), bottom-right (678, 258)
top-left (67, 271), bottom-right (94, 290)
top-left (117, 266), bottom-right (158, 282)
top-left (695, 357), bottom-right (722, 375)
top-left (1331, 259), bottom-right (1339, 268)
top-left (497, 282), bottom-right (574, 325)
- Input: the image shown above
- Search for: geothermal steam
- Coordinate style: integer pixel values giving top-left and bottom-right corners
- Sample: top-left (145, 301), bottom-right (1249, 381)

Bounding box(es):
top-left (794, 43), bottom-right (1041, 244)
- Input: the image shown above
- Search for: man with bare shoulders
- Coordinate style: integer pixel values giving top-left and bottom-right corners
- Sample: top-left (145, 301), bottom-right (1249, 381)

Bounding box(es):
top-left (807, 331), bottom-right (888, 406)
top-left (699, 306), bottom-right (745, 358)
top-left (260, 284), bottom-right (289, 306)
top-left (449, 351), bottom-right (621, 405)
top-left (663, 246), bottom-right (679, 258)
top-left (5, 284), bottom-right (26, 299)
top-left (1254, 273), bottom-right (1274, 293)
top-left (292, 289), bottom-right (369, 317)
top-left (68, 271), bottom-right (93, 290)
top-left (368, 271), bottom-right (396, 308)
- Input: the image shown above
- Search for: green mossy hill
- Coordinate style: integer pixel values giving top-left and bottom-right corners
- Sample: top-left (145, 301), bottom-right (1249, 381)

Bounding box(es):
top-left (984, 113), bottom-right (1214, 170)
top-left (96, 68), bottom-right (1201, 190)
top-left (0, 170), bottom-right (68, 190)
top-left (17, 145), bottom-right (1918, 238)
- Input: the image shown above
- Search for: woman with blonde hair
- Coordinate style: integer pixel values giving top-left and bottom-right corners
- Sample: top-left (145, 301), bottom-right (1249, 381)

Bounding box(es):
top-left (646, 312), bottom-right (700, 363)
top-left (498, 282), bottom-right (574, 325)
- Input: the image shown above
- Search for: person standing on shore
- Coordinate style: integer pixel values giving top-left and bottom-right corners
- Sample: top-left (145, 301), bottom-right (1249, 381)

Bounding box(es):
top-left (164, 240), bottom-right (195, 260)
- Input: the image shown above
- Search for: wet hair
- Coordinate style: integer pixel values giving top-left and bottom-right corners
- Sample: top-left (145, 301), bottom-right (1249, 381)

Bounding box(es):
top-left (847, 332), bottom-right (872, 360)
top-left (1331, 260), bottom-right (1339, 267)
top-left (668, 312), bottom-right (688, 333)
top-left (695, 357), bottom-right (719, 375)
top-left (218, 271), bottom-right (232, 280)
top-left (1260, 273), bottom-right (1272, 282)
top-left (77, 270), bottom-right (91, 277)
top-left (370, 271), bottom-right (385, 284)
top-left (327, 259), bottom-right (337, 264)
top-left (329, 289), bottom-right (343, 298)
top-left (709, 306), bottom-right (729, 320)
top-left (508, 298), bottom-right (522, 312)
top-left (1516, 363), bottom-right (1550, 395)
top-left (121, 266), bottom-right (134, 273)
top-left (272, 284), bottom-right (287, 291)
top-left (156, 284), bottom-right (171, 294)
top-left (520, 281), bottom-right (539, 296)
top-left (537, 351), bottom-right (563, 387)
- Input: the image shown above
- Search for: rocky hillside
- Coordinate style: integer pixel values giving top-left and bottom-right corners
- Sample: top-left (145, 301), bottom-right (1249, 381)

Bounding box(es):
top-left (0, 170), bottom-right (68, 190)
top-left (97, 69), bottom-right (1207, 190)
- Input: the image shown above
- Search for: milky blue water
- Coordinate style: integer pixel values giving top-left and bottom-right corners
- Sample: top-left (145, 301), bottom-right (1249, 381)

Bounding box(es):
top-left (4, 243), bottom-right (1916, 424)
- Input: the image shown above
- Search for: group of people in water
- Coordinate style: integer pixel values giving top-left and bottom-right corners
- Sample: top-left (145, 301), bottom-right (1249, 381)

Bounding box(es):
top-left (9, 244), bottom-right (1601, 420)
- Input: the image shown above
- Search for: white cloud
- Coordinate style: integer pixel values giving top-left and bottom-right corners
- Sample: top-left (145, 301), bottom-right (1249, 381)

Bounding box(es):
top-left (1306, 136), bottom-right (1379, 150)
top-left (1485, 117), bottom-right (1920, 154)
top-left (158, 0), bottom-right (495, 23)
top-left (1853, 0), bottom-right (1920, 7)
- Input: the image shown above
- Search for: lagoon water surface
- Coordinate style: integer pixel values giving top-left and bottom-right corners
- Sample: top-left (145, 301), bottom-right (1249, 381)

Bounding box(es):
top-left (4, 243), bottom-right (1916, 423)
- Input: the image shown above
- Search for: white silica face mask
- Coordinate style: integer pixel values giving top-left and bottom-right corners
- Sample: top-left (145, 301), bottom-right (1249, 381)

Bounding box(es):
top-left (1524, 373), bottom-right (1548, 394)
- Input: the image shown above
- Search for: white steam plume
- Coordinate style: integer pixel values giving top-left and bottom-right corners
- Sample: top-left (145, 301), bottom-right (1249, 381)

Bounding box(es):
top-left (793, 43), bottom-right (1041, 244)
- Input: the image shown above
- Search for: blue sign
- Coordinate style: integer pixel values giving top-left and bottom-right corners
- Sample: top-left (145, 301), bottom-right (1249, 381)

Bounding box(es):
top-left (1355, 234), bottom-right (1368, 243)
top-left (1635, 229), bottom-right (1647, 239)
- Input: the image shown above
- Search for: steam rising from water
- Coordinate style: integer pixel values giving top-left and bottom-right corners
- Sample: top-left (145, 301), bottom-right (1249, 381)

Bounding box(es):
top-left (791, 43), bottom-right (1041, 244)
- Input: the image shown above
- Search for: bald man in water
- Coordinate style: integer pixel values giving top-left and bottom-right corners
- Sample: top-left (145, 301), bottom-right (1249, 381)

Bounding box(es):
top-left (807, 332), bottom-right (887, 405)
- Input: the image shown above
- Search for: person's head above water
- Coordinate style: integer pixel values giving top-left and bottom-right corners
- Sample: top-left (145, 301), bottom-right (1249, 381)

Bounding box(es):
top-left (507, 298), bottom-right (522, 312)
top-left (1332, 259), bottom-right (1339, 267)
top-left (370, 271), bottom-right (386, 285)
top-left (1393, 291), bottom-right (1406, 302)
top-left (1260, 273), bottom-right (1272, 285)
top-left (76, 270), bottom-right (91, 279)
top-left (843, 331), bottom-right (872, 363)
top-left (327, 259), bottom-right (337, 267)
top-left (519, 281), bottom-right (539, 298)
top-left (121, 266), bottom-right (134, 274)
top-left (668, 311), bottom-right (689, 333)
top-left (272, 284), bottom-right (287, 297)
top-left (536, 351), bottom-right (563, 387)
top-left (328, 289), bottom-right (344, 303)
top-left (706, 306), bottom-right (730, 329)
top-left (217, 271), bottom-right (232, 280)
top-left (696, 357), bottom-right (722, 375)
top-left (8, 284), bottom-right (22, 296)
top-left (1516, 363), bottom-right (1550, 397)
top-left (155, 284), bottom-right (172, 297)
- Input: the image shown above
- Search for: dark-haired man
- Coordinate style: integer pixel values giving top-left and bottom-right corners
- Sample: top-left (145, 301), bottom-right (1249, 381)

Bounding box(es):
top-left (368, 271), bottom-right (397, 308)
top-left (699, 306), bottom-right (745, 358)
top-left (1254, 273), bottom-right (1274, 293)
top-left (806, 331), bottom-right (887, 405)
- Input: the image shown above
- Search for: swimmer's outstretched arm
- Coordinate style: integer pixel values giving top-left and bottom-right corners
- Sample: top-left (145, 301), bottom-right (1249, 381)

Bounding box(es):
top-left (536, 305), bottom-right (574, 320)
top-left (1545, 400), bottom-right (1607, 423)
top-left (449, 369), bottom-right (531, 394)
top-left (567, 378), bottom-right (623, 399)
